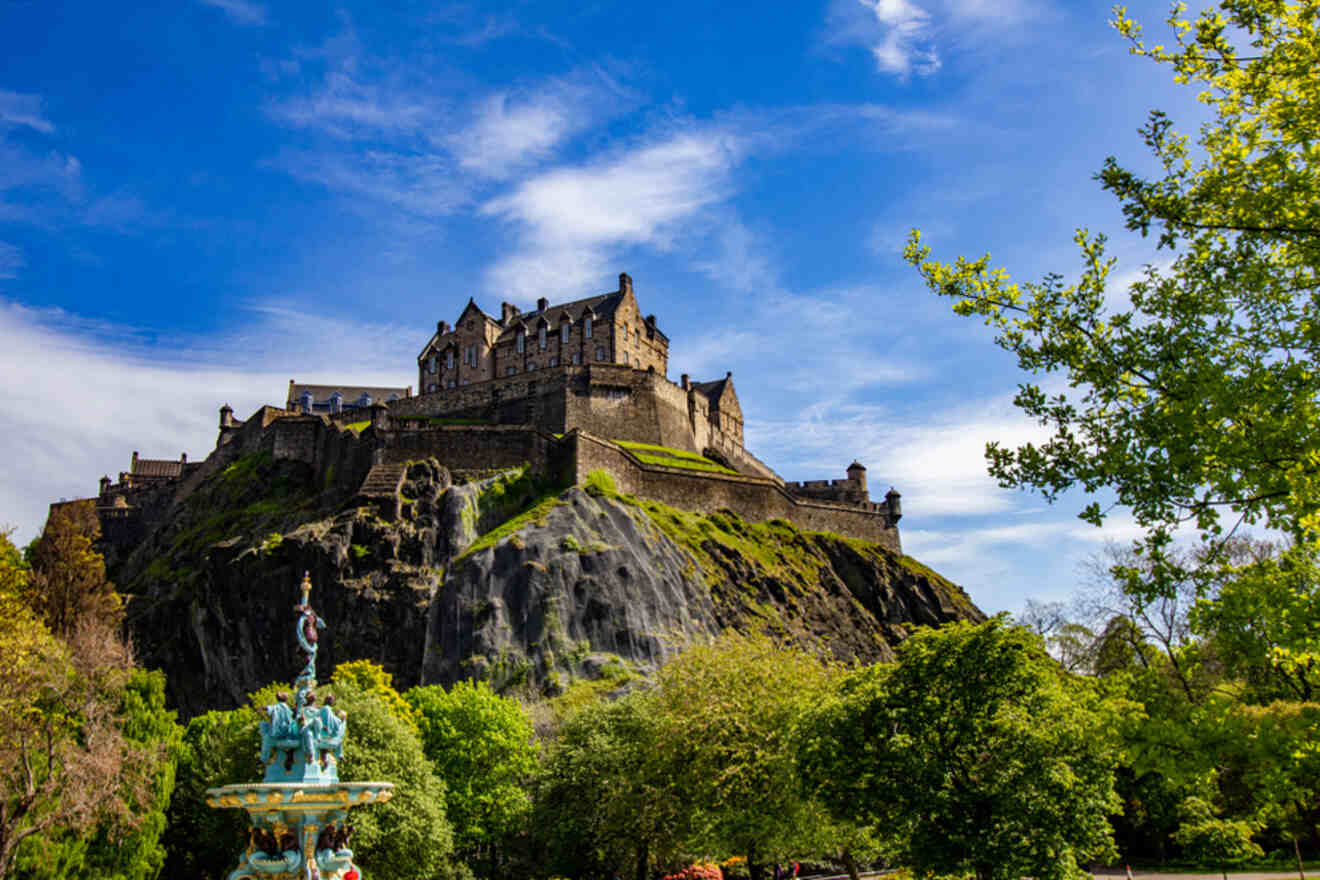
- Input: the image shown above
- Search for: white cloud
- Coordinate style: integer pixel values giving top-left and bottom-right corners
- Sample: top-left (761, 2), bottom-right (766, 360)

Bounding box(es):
top-left (198, 0), bottom-right (268, 26)
top-left (265, 148), bottom-right (468, 218)
top-left (482, 128), bottom-right (743, 301)
top-left (0, 300), bottom-right (414, 545)
top-left (0, 242), bottom-right (23, 279)
top-left (827, 0), bottom-right (940, 78)
top-left (0, 90), bottom-right (54, 134)
top-left (448, 74), bottom-right (632, 180)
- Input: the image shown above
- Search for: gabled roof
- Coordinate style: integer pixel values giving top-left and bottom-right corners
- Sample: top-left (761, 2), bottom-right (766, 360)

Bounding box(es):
top-left (494, 291), bottom-right (624, 343)
top-left (457, 298), bottom-right (497, 324)
top-left (289, 383), bottom-right (409, 403)
top-left (690, 376), bottom-right (730, 402)
top-left (131, 458), bottom-right (184, 479)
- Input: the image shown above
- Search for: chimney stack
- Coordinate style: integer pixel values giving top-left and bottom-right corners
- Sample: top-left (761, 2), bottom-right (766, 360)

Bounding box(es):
top-left (537, 297), bottom-right (549, 313)
top-left (681, 373), bottom-right (690, 390)
top-left (501, 302), bottom-right (520, 324)
top-left (437, 320), bottom-right (449, 335)
top-left (619, 273), bottom-right (633, 296)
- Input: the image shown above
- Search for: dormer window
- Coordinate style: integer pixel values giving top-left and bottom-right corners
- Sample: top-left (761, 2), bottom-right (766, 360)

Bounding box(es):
top-left (516, 330), bottom-right (525, 353)
top-left (538, 325), bottom-right (547, 349)
top-left (584, 316), bottom-right (593, 338)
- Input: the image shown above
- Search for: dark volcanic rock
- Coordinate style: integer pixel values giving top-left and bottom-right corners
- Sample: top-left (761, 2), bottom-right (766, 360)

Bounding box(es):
top-left (116, 454), bottom-right (982, 718)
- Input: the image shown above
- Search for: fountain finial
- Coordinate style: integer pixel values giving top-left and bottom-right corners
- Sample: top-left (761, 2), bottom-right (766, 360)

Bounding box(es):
top-left (300, 570), bottom-right (312, 607)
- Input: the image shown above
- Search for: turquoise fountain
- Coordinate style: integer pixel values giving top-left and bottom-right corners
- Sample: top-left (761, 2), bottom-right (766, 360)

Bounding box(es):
top-left (207, 573), bottom-right (394, 880)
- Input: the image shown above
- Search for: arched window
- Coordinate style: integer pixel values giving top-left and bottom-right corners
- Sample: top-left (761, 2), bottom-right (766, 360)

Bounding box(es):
top-left (516, 331), bottom-right (525, 353)
top-left (538, 325), bottom-right (547, 349)
top-left (584, 316), bottom-right (593, 339)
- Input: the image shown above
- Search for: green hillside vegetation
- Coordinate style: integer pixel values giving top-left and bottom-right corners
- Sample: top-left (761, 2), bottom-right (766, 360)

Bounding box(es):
top-left (615, 440), bottom-right (739, 475)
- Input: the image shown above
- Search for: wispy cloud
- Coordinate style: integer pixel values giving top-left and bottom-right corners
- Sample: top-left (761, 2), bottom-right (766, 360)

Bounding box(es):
top-left (0, 299), bottom-right (415, 544)
top-left (448, 72), bottom-right (635, 180)
top-left (482, 128), bottom-right (743, 301)
top-left (198, 0), bottom-right (268, 27)
top-left (0, 90), bottom-right (55, 134)
top-left (0, 242), bottom-right (23, 280)
top-left (827, 0), bottom-right (941, 78)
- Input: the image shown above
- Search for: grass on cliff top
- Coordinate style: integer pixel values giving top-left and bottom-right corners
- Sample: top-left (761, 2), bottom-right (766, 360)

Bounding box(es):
top-left (615, 440), bottom-right (739, 475)
top-left (128, 452), bottom-right (329, 590)
top-left (344, 420), bottom-right (370, 434)
top-left (453, 467), bottom-right (569, 561)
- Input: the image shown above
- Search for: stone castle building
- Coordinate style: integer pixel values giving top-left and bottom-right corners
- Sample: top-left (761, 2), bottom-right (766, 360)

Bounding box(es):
top-left (86, 273), bottom-right (902, 551)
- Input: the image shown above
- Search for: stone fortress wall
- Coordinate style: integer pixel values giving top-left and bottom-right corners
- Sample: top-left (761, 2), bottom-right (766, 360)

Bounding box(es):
top-left (80, 273), bottom-right (903, 551)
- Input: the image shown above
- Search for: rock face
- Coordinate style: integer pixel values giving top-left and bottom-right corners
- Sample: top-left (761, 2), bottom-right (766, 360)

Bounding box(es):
top-left (116, 454), bottom-right (983, 719)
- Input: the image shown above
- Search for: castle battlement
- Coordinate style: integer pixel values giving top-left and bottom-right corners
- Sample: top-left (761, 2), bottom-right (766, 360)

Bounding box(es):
top-left (88, 274), bottom-right (902, 552)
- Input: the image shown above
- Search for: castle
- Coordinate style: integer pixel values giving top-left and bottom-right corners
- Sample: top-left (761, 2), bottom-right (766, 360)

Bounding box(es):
top-left (90, 274), bottom-right (902, 552)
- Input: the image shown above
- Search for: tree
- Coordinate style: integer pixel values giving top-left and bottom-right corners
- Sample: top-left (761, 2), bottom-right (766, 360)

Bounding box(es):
top-left (24, 501), bottom-right (121, 637)
top-left (533, 692), bottom-right (673, 880)
top-left (0, 531), bottom-right (165, 879)
top-left (1172, 797), bottom-right (1264, 880)
top-left (647, 634), bottom-right (837, 880)
top-left (799, 617), bottom-right (1124, 880)
top-left (903, 0), bottom-right (1320, 604)
top-left (405, 681), bottom-right (538, 875)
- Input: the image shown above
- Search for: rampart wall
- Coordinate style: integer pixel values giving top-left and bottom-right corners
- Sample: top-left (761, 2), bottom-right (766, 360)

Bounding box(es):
top-left (565, 431), bottom-right (901, 552)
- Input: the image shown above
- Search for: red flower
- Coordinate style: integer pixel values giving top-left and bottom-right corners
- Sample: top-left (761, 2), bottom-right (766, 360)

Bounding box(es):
top-left (345, 871), bottom-right (360, 880)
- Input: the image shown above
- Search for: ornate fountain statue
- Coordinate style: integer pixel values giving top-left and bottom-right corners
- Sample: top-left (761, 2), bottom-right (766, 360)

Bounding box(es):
top-left (207, 572), bottom-right (394, 880)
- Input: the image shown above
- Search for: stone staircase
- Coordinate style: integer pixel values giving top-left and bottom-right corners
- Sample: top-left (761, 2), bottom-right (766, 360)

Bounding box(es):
top-left (355, 462), bottom-right (408, 519)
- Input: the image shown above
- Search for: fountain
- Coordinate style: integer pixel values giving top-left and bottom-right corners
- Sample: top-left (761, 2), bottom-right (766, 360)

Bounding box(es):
top-left (207, 572), bottom-right (395, 880)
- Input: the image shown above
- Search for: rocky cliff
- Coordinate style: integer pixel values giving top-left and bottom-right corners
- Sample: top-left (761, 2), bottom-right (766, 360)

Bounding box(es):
top-left (115, 453), bottom-right (983, 719)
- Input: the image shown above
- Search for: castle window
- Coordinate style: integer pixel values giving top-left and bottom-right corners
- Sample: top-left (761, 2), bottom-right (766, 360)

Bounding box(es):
top-left (538, 325), bottom-right (547, 349)
top-left (571, 352), bottom-right (580, 365)
top-left (595, 346), bottom-right (605, 361)
top-left (584, 316), bottom-right (592, 338)
top-left (560, 322), bottom-right (570, 343)
top-left (446, 351), bottom-right (453, 369)
top-left (506, 366), bottom-right (516, 376)
top-left (427, 383), bottom-right (437, 393)
top-left (634, 328), bottom-right (639, 344)
top-left (516, 331), bottom-right (525, 353)
top-left (448, 380), bottom-right (456, 389)
top-left (549, 357), bottom-right (558, 367)
top-left (527, 361), bottom-right (537, 371)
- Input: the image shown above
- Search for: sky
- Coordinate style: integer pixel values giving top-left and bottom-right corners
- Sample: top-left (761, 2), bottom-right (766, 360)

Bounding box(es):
top-left (0, 0), bottom-right (1211, 616)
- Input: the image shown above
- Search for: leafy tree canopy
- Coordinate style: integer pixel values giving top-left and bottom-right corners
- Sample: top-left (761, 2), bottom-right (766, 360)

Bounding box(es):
top-left (404, 680), bottom-right (538, 854)
top-left (799, 617), bottom-right (1125, 880)
top-left (903, 0), bottom-right (1320, 603)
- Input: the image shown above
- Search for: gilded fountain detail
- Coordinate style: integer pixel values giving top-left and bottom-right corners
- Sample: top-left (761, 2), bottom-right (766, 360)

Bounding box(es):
top-left (207, 573), bottom-right (394, 880)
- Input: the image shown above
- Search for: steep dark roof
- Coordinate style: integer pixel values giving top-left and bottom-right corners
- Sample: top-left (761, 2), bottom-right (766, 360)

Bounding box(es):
top-left (690, 377), bottom-right (730, 402)
top-left (495, 291), bottom-right (624, 343)
top-left (131, 458), bottom-right (183, 479)
top-left (288, 383), bottom-right (409, 403)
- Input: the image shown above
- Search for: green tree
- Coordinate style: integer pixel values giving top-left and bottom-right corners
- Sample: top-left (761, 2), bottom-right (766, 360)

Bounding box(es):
top-left (405, 681), bottom-right (538, 876)
top-left (799, 618), bottom-right (1123, 880)
top-left (0, 531), bottom-right (167, 880)
top-left (648, 634), bottom-right (836, 880)
top-left (533, 692), bottom-right (673, 880)
top-left (903, 0), bottom-right (1320, 607)
top-left (333, 659), bottom-right (419, 732)
top-left (1173, 797), bottom-right (1264, 880)
top-left (24, 501), bottom-right (121, 637)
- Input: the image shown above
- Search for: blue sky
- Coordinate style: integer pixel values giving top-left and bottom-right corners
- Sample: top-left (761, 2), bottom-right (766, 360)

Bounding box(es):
top-left (0, 0), bottom-right (1208, 616)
